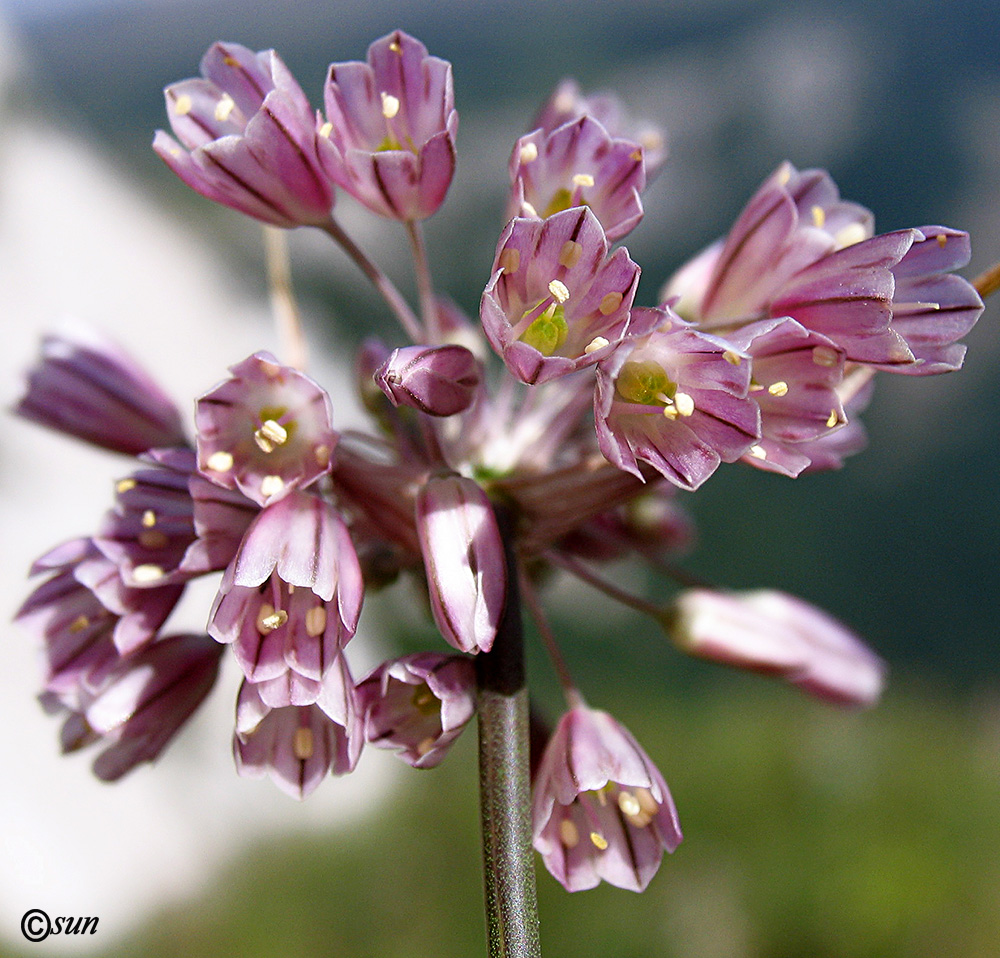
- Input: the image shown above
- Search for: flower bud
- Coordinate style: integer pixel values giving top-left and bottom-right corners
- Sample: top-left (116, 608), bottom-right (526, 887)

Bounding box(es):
top-left (376, 344), bottom-right (481, 416)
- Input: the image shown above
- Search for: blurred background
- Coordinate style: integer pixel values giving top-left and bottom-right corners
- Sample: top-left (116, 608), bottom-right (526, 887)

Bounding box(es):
top-left (1, 0), bottom-right (998, 956)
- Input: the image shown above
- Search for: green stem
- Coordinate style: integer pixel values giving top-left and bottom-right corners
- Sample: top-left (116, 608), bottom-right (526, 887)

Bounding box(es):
top-left (476, 509), bottom-right (542, 958)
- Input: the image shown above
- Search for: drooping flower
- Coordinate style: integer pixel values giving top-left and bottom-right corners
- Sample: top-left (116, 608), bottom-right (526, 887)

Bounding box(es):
top-left (15, 323), bottom-right (186, 456)
top-left (195, 351), bottom-right (337, 506)
top-left (595, 307), bottom-right (759, 490)
top-left (318, 30), bottom-right (457, 221)
top-left (79, 633), bottom-right (225, 781)
top-left (533, 704), bottom-right (682, 892)
top-left (668, 588), bottom-right (886, 706)
top-left (234, 673), bottom-right (362, 799)
top-left (481, 207), bottom-right (641, 384)
top-left (357, 652), bottom-right (476, 768)
top-left (509, 115), bottom-right (645, 241)
top-left (209, 492), bottom-right (363, 707)
top-left (415, 476), bottom-right (507, 654)
top-left (154, 42), bottom-right (336, 228)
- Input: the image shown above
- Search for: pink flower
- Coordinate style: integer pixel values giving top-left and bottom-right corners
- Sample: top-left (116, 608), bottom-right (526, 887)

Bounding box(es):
top-left (533, 705), bottom-right (682, 892)
top-left (670, 588), bottom-right (886, 706)
top-left (319, 31), bottom-right (457, 221)
top-left (154, 42), bottom-right (336, 228)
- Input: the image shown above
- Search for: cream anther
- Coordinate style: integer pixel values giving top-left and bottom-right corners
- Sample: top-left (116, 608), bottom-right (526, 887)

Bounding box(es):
top-left (256, 604), bottom-right (288, 633)
top-left (812, 346), bottom-right (840, 368)
top-left (618, 790), bottom-right (642, 818)
top-left (416, 737), bottom-right (436, 757)
top-left (69, 615), bottom-right (90, 633)
top-left (584, 336), bottom-right (610, 354)
top-left (811, 205), bottom-right (826, 229)
top-left (723, 350), bottom-right (743, 366)
top-left (319, 121), bottom-right (333, 139)
top-left (139, 530), bottom-right (169, 550)
top-left (519, 142), bottom-right (539, 164)
top-left (673, 392), bottom-right (695, 417)
top-left (293, 726), bottom-right (314, 760)
top-left (174, 94), bottom-right (193, 116)
top-left (142, 510), bottom-right (157, 528)
top-left (305, 606), bottom-right (328, 637)
top-left (132, 564), bottom-right (165, 584)
top-left (254, 418), bottom-right (288, 453)
top-left (499, 248), bottom-right (520, 274)
top-left (214, 93), bottom-right (236, 123)
top-left (599, 291), bottom-right (623, 315)
top-left (571, 173), bottom-right (595, 188)
top-left (767, 381), bottom-right (789, 397)
top-left (590, 831), bottom-right (609, 851)
top-left (833, 222), bottom-right (868, 250)
top-left (749, 444), bottom-right (767, 460)
top-left (548, 279), bottom-right (570, 303)
top-left (380, 92), bottom-right (401, 120)
top-left (206, 450), bottom-right (234, 472)
top-left (260, 475), bottom-right (285, 498)
top-left (826, 409), bottom-right (840, 429)
top-left (314, 444), bottom-right (332, 467)
top-left (559, 818), bottom-right (580, 848)
top-left (116, 478), bottom-right (137, 494)
top-left (559, 240), bottom-right (583, 268)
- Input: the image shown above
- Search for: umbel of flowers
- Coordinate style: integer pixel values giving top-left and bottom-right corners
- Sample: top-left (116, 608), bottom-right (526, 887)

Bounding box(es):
top-left (15, 28), bottom-right (983, 908)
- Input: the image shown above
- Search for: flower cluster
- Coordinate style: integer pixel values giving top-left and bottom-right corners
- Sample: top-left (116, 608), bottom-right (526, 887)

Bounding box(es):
top-left (15, 30), bottom-right (982, 896)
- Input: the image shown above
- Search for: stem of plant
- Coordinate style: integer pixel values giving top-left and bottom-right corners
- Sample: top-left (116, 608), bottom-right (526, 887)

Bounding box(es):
top-left (476, 507), bottom-right (542, 958)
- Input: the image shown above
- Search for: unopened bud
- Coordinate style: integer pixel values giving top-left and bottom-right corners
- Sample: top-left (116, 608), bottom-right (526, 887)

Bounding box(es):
top-left (376, 344), bottom-right (481, 417)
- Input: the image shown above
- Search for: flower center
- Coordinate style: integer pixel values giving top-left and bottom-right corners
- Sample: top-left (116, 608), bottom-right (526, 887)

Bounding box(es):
top-left (520, 302), bottom-right (568, 356)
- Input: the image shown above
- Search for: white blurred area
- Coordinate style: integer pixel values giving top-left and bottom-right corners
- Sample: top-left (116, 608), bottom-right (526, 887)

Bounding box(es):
top-left (0, 20), bottom-right (392, 953)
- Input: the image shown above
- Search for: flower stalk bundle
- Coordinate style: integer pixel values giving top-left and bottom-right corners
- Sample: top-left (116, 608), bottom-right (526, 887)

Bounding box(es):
top-left (13, 30), bottom-right (990, 958)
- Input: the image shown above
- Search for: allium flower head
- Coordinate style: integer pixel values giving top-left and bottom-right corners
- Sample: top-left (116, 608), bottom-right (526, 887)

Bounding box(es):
top-left (319, 30), bottom-right (457, 221)
top-left (509, 115), bottom-right (646, 241)
top-left (595, 307), bottom-right (759, 489)
top-left (533, 705), bottom-right (682, 892)
top-left (196, 351), bottom-right (337, 506)
top-left (154, 42), bottom-right (336, 228)
top-left (357, 652), bottom-right (476, 768)
top-left (15, 324), bottom-right (186, 456)
top-left (481, 207), bottom-right (641, 384)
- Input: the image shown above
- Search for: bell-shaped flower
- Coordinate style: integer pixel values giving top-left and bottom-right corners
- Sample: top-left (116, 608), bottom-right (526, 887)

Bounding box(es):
top-left (94, 448), bottom-right (257, 589)
top-left (357, 652), bottom-right (476, 768)
top-left (415, 476), bottom-right (507, 654)
top-left (481, 207), bottom-right (641, 385)
top-left (375, 343), bottom-right (481, 416)
top-left (209, 492), bottom-right (363, 707)
top-left (668, 588), bottom-right (886, 707)
top-left (509, 115), bottom-right (645, 241)
top-left (154, 42), bottom-right (336, 228)
top-left (595, 307), bottom-right (759, 490)
top-left (726, 318), bottom-right (847, 477)
top-left (15, 324), bottom-right (186, 456)
top-left (533, 79), bottom-right (667, 179)
top-left (533, 704), bottom-right (682, 892)
top-left (83, 633), bottom-right (224, 781)
top-left (318, 30), bottom-right (457, 221)
top-left (234, 677), bottom-right (362, 799)
top-left (196, 351), bottom-right (337, 506)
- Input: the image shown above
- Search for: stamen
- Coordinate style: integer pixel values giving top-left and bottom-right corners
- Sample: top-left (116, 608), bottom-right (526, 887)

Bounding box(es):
top-left (599, 291), bottom-right (623, 315)
top-left (499, 248), bottom-right (520, 274)
top-left (548, 279), bottom-right (570, 303)
top-left (305, 605), bottom-right (327, 637)
top-left (293, 726), bottom-right (314, 760)
top-left (749, 445), bottom-right (767, 459)
top-left (811, 205), bottom-right (826, 228)
top-left (584, 336), bottom-right (610, 354)
top-left (141, 510), bottom-right (157, 528)
top-left (559, 817), bottom-right (580, 848)
top-left (69, 615), bottom-right (90, 633)
top-left (254, 418), bottom-right (288, 452)
top-left (214, 93), bottom-right (236, 123)
top-left (116, 478), bottom-right (137, 494)
top-left (673, 392), bottom-right (695, 417)
top-left (590, 831), bottom-right (609, 851)
top-left (206, 450), bottom-right (234, 472)
top-left (937, 233), bottom-right (948, 248)
top-left (139, 530), bottom-right (169, 550)
top-left (571, 173), bottom-right (595, 188)
top-left (223, 55), bottom-right (240, 67)
top-left (380, 92), bottom-right (401, 120)
top-left (723, 350), bottom-right (743, 366)
top-left (174, 94), bottom-right (192, 116)
top-left (256, 604), bottom-right (288, 633)
top-left (132, 564), bottom-right (165, 583)
top-left (559, 240), bottom-right (583, 268)
top-left (519, 142), bottom-right (538, 164)
top-left (260, 475), bottom-right (285, 498)
top-left (767, 381), bottom-right (789, 397)
top-left (776, 164), bottom-right (792, 186)
top-left (389, 39), bottom-right (402, 53)
top-left (833, 222), bottom-right (868, 250)
top-left (635, 787), bottom-right (659, 817)
top-left (520, 200), bottom-right (539, 217)
top-left (812, 346), bottom-right (840, 368)
top-left (314, 444), bottom-right (332, 468)
top-left (416, 737), bottom-right (436, 757)
top-left (618, 790), bottom-right (642, 817)
top-left (826, 409), bottom-right (840, 428)
top-left (319, 121), bottom-right (333, 139)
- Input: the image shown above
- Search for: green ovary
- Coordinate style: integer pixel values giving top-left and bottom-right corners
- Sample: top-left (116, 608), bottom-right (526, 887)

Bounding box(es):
top-left (543, 187), bottom-right (575, 218)
top-left (615, 360), bottom-right (675, 406)
top-left (520, 304), bottom-right (568, 356)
